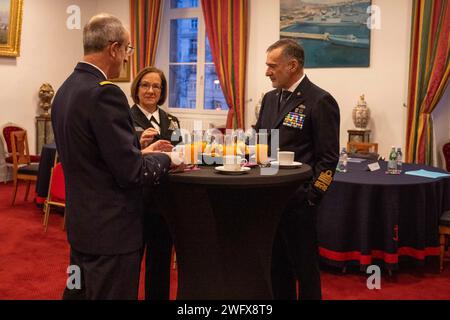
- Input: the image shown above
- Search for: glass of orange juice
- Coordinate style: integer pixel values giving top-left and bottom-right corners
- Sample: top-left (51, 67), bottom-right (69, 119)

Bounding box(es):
top-left (184, 143), bottom-right (201, 164)
top-left (223, 134), bottom-right (236, 156)
top-left (183, 144), bottom-right (193, 164)
top-left (256, 144), bottom-right (269, 165)
top-left (223, 144), bottom-right (237, 156)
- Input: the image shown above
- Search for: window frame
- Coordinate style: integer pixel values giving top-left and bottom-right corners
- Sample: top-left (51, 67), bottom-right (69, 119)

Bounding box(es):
top-left (163, 0), bottom-right (228, 116)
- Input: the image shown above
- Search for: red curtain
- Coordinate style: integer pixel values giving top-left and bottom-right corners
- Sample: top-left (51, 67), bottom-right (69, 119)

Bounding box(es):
top-left (130, 0), bottom-right (164, 77)
top-left (405, 0), bottom-right (450, 164)
top-left (201, 0), bottom-right (248, 129)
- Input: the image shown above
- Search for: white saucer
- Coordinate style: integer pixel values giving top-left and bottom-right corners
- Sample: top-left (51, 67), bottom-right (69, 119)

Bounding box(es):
top-left (270, 161), bottom-right (303, 169)
top-left (215, 166), bottom-right (251, 175)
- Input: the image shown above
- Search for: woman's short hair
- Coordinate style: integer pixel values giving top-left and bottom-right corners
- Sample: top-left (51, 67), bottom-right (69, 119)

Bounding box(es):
top-left (130, 67), bottom-right (167, 106)
top-left (83, 13), bottom-right (127, 55)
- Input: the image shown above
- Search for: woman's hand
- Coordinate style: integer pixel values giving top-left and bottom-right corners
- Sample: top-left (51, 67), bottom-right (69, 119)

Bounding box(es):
top-left (142, 140), bottom-right (174, 155)
top-left (140, 128), bottom-right (159, 148)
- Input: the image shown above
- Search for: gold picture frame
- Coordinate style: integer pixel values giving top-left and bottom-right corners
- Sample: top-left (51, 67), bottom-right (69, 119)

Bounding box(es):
top-left (110, 60), bottom-right (131, 82)
top-left (0, 0), bottom-right (24, 57)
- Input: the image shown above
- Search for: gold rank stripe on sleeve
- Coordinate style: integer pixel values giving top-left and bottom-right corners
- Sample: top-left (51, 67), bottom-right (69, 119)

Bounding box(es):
top-left (99, 81), bottom-right (116, 86)
top-left (314, 170), bottom-right (334, 192)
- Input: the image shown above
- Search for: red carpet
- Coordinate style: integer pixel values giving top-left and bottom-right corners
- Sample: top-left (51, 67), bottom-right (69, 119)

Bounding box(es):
top-left (0, 182), bottom-right (449, 300)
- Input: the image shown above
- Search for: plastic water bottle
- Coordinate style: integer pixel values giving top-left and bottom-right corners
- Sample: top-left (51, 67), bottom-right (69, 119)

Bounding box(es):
top-left (396, 147), bottom-right (403, 173)
top-left (337, 147), bottom-right (348, 173)
top-left (388, 146), bottom-right (397, 174)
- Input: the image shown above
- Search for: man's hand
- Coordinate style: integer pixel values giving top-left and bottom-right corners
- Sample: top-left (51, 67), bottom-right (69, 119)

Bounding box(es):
top-left (142, 145), bottom-right (187, 171)
top-left (140, 128), bottom-right (159, 148)
top-left (142, 140), bottom-right (174, 155)
top-left (162, 151), bottom-right (188, 171)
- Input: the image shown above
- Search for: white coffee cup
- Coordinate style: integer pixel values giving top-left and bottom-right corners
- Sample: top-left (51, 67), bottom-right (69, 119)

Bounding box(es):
top-left (223, 155), bottom-right (248, 171)
top-left (278, 151), bottom-right (295, 165)
top-left (172, 145), bottom-right (185, 165)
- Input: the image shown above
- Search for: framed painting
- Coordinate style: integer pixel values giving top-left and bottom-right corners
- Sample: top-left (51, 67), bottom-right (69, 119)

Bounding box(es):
top-left (0, 0), bottom-right (23, 57)
top-left (111, 60), bottom-right (131, 82)
top-left (280, 0), bottom-right (372, 68)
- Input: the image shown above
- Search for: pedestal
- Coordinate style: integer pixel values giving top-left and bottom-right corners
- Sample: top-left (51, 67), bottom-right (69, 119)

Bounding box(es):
top-left (347, 129), bottom-right (371, 143)
top-left (36, 116), bottom-right (54, 155)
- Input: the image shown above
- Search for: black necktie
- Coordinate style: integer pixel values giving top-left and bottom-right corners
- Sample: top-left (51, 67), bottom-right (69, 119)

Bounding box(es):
top-left (150, 116), bottom-right (160, 127)
top-left (279, 90), bottom-right (291, 111)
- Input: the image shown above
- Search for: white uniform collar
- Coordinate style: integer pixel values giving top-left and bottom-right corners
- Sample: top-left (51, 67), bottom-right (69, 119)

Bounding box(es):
top-left (137, 105), bottom-right (160, 122)
top-left (286, 73), bottom-right (306, 93)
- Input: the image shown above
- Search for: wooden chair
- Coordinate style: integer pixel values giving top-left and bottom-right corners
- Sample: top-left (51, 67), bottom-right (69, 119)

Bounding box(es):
top-left (441, 140), bottom-right (450, 172)
top-left (2, 123), bottom-right (40, 165)
top-left (347, 142), bottom-right (378, 154)
top-left (10, 130), bottom-right (39, 205)
top-left (2, 123), bottom-right (40, 184)
top-left (439, 211), bottom-right (450, 272)
top-left (2, 124), bottom-right (25, 183)
top-left (43, 153), bottom-right (66, 232)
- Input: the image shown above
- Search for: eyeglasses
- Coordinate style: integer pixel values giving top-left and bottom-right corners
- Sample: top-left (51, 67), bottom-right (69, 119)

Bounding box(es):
top-left (139, 82), bottom-right (162, 91)
top-left (125, 44), bottom-right (135, 56)
top-left (109, 41), bottom-right (134, 56)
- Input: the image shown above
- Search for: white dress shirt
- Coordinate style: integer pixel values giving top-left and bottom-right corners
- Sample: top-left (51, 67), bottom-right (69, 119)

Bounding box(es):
top-left (281, 74), bottom-right (306, 104)
top-left (137, 105), bottom-right (161, 133)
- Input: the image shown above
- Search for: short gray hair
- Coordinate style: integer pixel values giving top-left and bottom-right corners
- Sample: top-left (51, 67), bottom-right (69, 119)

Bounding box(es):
top-left (83, 13), bottom-right (127, 55)
top-left (267, 39), bottom-right (305, 68)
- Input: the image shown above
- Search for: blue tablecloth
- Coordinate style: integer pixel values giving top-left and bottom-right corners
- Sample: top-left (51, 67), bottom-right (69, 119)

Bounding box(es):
top-left (318, 161), bottom-right (450, 270)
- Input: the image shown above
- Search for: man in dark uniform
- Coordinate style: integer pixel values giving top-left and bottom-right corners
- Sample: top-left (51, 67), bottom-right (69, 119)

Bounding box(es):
top-left (51, 14), bottom-right (178, 300)
top-left (255, 39), bottom-right (340, 300)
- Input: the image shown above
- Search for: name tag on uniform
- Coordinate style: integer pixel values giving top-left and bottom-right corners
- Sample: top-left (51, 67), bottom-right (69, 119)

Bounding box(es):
top-left (283, 112), bottom-right (306, 130)
top-left (135, 126), bottom-right (144, 132)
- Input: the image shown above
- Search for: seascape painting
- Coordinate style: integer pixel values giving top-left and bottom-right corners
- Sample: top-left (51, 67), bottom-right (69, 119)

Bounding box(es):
top-left (0, 0), bottom-right (11, 45)
top-left (280, 0), bottom-right (372, 68)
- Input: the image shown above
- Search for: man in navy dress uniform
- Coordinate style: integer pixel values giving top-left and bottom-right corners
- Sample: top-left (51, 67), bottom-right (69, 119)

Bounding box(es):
top-left (256, 39), bottom-right (340, 300)
top-left (52, 13), bottom-right (177, 300)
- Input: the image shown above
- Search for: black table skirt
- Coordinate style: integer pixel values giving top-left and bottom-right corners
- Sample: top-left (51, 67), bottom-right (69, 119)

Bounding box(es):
top-left (317, 161), bottom-right (450, 270)
top-left (155, 165), bottom-right (312, 299)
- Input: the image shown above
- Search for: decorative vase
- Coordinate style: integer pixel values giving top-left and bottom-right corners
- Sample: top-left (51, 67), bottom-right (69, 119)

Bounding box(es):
top-left (352, 94), bottom-right (371, 130)
top-left (38, 83), bottom-right (55, 118)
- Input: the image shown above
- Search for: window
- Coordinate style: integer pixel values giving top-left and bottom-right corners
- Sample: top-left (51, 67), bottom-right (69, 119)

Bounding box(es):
top-left (204, 38), bottom-right (228, 111)
top-left (171, 0), bottom-right (198, 9)
top-left (165, 0), bottom-right (228, 112)
top-left (169, 18), bottom-right (198, 109)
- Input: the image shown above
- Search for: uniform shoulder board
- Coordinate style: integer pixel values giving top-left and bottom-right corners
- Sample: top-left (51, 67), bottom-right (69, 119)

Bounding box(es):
top-left (99, 81), bottom-right (116, 86)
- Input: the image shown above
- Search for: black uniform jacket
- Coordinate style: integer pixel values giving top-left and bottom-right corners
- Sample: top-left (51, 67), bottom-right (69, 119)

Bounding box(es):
top-left (255, 76), bottom-right (340, 205)
top-left (130, 105), bottom-right (181, 145)
top-left (51, 63), bottom-right (171, 255)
